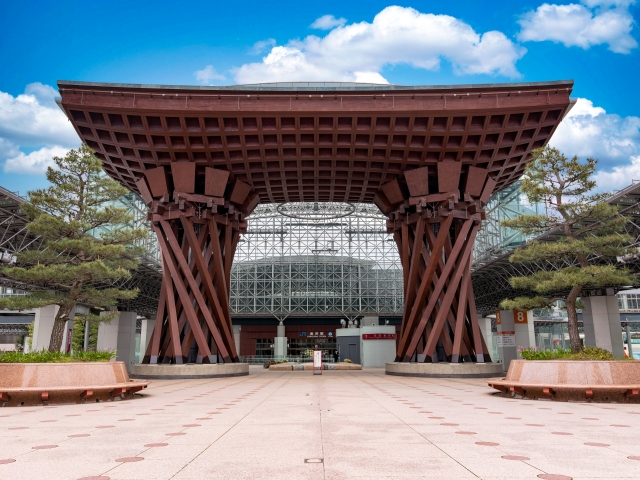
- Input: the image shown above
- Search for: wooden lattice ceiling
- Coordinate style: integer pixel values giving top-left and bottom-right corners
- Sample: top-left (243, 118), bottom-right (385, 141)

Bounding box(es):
top-left (58, 80), bottom-right (573, 204)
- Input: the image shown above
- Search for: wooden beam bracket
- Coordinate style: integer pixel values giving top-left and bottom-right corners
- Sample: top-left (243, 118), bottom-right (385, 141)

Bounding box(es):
top-left (143, 165), bottom-right (254, 364)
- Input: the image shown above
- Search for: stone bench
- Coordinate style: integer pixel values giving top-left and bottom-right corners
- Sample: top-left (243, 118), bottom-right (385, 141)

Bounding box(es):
top-left (487, 359), bottom-right (640, 402)
top-left (0, 362), bottom-right (148, 406)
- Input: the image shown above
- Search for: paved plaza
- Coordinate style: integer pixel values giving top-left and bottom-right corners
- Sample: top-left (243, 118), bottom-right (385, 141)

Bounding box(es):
top-left (2, 367), bottom-right (640, 479)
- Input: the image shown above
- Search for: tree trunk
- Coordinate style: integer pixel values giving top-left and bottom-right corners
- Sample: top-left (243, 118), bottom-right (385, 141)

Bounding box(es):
top-left (565, 285), bottom-right (584, 353)
top-left (48, 303), bottom-right (75, 352)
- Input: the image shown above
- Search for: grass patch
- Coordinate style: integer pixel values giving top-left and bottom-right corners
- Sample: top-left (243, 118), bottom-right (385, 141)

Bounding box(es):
top-left (0, 350), bottom-right (115, 363)
top-left (518, 346), bottom-right (631, 361)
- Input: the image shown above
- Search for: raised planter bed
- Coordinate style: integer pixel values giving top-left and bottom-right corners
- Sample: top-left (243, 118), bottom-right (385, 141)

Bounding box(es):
top-left (129, 363), bottom-right (249, 379)
top-left (386, 362), bottom-right (504, 378)
top-left (0, 361), bottom-right (148, 407)
top-left (487, 359), bottom-right (640, 402)
top-left (269, 362), bottom-right (362, 371)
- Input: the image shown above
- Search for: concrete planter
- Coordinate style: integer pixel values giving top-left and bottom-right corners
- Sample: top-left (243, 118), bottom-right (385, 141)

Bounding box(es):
top-left (487, 359), bottom-right (640, 402)
top-left (268, 362), bottom-right (362, 371)
top-left (0, 361), bottom-right (148, 406)
top-left (129, 363), bottom-right (249, 379)
top-left (385, 362), bottom-right (504, 378)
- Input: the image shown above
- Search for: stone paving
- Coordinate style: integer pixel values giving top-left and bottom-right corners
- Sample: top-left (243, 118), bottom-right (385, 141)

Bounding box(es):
top-left (2, 366), bottom-right (640, 479)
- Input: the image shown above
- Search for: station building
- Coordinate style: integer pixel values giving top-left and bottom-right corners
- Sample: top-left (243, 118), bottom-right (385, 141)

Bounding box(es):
top-left (228, 202), bottom-right (403, 362)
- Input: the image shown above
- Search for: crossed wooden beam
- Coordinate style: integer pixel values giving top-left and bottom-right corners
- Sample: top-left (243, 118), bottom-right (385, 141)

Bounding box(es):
top-left (134, 158), bottom-right (495, 365)
top-left (374, 163), bottom-right (496, 363)
top-left (136, 163), bottom-right (258, 364)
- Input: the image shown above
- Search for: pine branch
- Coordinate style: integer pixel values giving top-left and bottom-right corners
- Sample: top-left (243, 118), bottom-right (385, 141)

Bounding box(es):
top-left (509, 234), bottom-right (634, 264)
top-left (0, 145), bottom-right (143, 331)
top-left (0, 291), bottom-right (68, 310)
top-left (509, 265), bottom-right (636, 293)
top-left (74, 311), bottom-right (119, 325)
top-left (499, 296), bottom-right (555, 311)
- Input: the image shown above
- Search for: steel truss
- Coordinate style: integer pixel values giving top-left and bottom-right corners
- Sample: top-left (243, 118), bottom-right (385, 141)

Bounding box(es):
top-left (231, 203), bottom-right (403, 319)
top-left (473, 181), bottom-right (543, 269)
top-left (0, 187), bottom-right (44, 262)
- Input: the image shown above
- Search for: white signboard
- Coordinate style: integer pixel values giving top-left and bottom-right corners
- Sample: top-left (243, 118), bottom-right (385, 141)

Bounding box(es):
top-left (497, 334), bottom-right (516, 347)
top-left (313, 350), bottom-right (322, 368)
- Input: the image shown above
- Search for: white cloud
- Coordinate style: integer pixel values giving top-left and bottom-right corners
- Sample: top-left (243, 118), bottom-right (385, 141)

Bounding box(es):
top-left (0, 83), bottom-right (77, 175)
top-left (310, 15), bottom-right (347, 30)
top-left (550, 98), bottom-right (640, 166)
top-left (549, 98), bottom-right (640, 192)
top-left (193, 65), bottom-right (226, 84)
top-left (234, 6), bottom-right (526, 84)
top-left (0, 82), bottom-right (78, 148)
top-left (250, 38), bottom-right (276, 55)
top-left (518, 1), bottom-right (638, 53)
top-left (0, 138), bottom-right (19, 161)
top-left (24, 82), bottom-right (58, 105)
top-left (4, 146), bottom-right (69, 175)
top-left (594, 155), bottom-right (640, 191)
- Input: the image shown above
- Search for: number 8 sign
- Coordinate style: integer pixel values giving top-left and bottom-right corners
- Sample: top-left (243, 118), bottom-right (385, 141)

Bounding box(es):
top-left (514, 310), bottom-right (528, 324)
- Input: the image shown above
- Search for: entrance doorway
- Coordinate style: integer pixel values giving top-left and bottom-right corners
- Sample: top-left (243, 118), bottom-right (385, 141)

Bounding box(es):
top-left (289, 337), bottom-right (336, 358)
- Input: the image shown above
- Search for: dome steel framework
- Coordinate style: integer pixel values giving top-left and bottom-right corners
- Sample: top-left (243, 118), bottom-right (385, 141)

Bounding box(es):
top-left (231, 203), bottom-right (403, 318)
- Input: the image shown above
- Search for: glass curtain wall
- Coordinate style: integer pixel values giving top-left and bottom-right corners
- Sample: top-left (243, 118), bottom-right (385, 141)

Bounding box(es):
top-left (473, 180), bottom-right (544, 268)
top-left (230, 203), bottom-right (404, 318)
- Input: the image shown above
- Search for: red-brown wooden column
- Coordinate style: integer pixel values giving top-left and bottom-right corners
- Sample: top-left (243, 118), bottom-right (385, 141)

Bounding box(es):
top-left (140, 164), bottom-right (258, 364)
top-left (374, 163), bottom-right (496, 364)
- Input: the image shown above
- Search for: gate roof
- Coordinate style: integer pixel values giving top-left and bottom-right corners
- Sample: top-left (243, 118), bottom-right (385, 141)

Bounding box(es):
top-left (57, 80), bottom-right (573, 203)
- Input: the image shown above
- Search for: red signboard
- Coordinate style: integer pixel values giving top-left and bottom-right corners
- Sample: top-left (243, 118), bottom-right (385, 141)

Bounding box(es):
top-left (362, 333), bottom-right (397, 340)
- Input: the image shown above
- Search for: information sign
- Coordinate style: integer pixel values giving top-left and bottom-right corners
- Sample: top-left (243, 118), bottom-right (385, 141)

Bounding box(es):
top-left (497, 331), bottom-right (516, 347)
top-left (313, 350), bottom-right (322, 375)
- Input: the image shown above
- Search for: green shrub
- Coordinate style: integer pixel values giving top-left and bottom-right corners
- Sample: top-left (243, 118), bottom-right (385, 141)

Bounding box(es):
top-left (71, 320), bottom-right (86, 352)
top-left (571, 347), bottom-right (622, 360)
top-left (518, 347), bottom-right (571, 360)
top-left (26, 322), bottom-right (34, 351)
top-left (518, 346), bottom-right (627, 361)
top-left (0, 349), bottom-right (115, 363)
top-left (72, 319), bottom-right (100, 352)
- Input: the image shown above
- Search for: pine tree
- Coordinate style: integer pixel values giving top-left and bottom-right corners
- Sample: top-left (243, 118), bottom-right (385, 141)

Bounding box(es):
top-left (500, 146), bottom-right (636, 353)
top-left (0, 145), bottom-right (148, 352)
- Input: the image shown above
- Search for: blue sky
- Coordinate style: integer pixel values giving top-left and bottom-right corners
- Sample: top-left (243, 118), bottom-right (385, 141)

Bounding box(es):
top-left (1, 0), bottom-right (639, 196)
